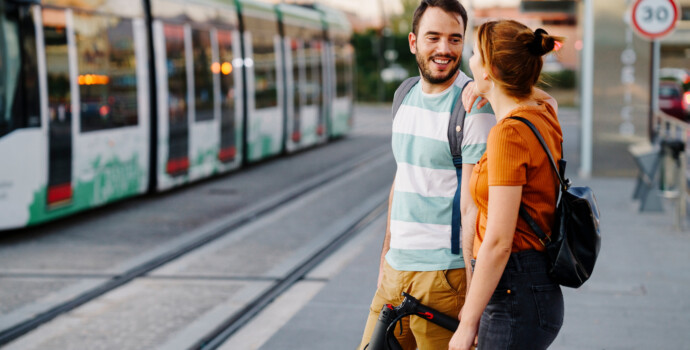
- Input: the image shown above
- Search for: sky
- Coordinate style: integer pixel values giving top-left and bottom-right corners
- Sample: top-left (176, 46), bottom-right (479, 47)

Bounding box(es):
top-left (270, 0), bottom-right (522, 22)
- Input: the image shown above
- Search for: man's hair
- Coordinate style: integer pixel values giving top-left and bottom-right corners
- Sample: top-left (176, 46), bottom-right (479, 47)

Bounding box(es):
top-left (411, 0), bottom-right (468, 35)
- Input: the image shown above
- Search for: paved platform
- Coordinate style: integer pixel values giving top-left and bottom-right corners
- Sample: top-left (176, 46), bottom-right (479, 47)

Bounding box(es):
top-left (225, 175), bottom-right (690, 349)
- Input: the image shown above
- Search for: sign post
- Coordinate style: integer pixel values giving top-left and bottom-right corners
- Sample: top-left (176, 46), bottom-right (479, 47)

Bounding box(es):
top-left (580, 0), bottom-right (594, 178)
top-left (629, 0), bottom-right (679, 140)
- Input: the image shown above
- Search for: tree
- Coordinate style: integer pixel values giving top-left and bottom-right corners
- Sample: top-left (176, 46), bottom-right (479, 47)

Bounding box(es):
top-left (389, 0), bottom-right (419, 35)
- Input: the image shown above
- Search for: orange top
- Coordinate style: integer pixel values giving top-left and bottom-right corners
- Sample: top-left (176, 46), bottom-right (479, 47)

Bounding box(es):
top-left (470, 103), bottom-right (563, 257)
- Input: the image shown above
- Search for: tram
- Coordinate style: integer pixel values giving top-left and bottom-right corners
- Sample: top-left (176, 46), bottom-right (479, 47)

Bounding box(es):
top-left (0, 0), bottom-right (354, 230)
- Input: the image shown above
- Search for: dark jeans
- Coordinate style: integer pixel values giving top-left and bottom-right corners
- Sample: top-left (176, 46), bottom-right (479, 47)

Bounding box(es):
top-left (477, 250), bottom-right (564, 350)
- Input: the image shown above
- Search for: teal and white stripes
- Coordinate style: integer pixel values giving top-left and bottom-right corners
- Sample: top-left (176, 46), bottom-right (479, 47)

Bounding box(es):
top-left (387, 72), bottom-right (496, 272)
top-left (391, 192), bottom-right (452, 225)
top-left (393, 163), bottom-right (456, 197)
top-left (461, 100), bottom-right (494, 164)
top-left (392, 133), bottom-right (454, 170)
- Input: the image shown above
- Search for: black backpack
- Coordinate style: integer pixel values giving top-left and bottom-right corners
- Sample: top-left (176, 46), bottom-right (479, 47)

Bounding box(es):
top-left (391, 75), bottom-right (472, 255)
top-left (509, 116), bottom-right (601, 288)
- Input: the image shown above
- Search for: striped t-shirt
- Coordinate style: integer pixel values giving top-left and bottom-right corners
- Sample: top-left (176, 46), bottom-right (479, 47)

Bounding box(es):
top-left (387, 72), bottom-right (496, 271)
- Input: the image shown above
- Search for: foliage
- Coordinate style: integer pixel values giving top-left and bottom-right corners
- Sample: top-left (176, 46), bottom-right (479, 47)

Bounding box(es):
top-left (540, 69), bottom-right (576, 89)
top-left (388, 0), bottom-right (419, 35)
top-left (352, 29), bottom-right (418, 102)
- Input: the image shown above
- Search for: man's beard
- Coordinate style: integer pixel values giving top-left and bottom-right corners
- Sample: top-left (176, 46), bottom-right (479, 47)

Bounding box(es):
top-left (416, 52), bottom-right (460, 85)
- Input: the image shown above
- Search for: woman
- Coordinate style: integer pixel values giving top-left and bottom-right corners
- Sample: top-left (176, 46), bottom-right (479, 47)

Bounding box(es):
top-left (449, 20), bottom-right (565, 350)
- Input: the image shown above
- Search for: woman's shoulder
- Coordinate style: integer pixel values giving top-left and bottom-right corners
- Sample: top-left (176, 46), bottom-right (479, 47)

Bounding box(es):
top-left (503, 104), bottom-right (561, 133)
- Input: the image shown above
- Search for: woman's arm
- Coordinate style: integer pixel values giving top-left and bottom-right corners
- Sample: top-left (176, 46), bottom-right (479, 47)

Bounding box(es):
top-left (449, 185), bottom-right (522, 350)
top-left (462, 82), bottom-right (489, 113)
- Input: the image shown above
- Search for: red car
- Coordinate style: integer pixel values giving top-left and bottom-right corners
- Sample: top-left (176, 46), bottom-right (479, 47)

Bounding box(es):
top-left (659, 81), bottom-right (690, 120)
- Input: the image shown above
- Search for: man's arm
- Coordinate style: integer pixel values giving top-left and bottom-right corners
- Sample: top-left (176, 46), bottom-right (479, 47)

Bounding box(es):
top-left (378, 181), bottom-right (395, 289)
top-left (533, 87), bottom-right (558, 111)
top-left (460, 164), bottom-right (477, 289)
top-left (458, 83), bottom-right (495, 291)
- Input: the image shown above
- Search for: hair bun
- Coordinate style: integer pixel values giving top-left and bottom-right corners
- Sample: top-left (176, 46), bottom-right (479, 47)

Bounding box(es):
top-left (527, 28), bottom-right (553, 56)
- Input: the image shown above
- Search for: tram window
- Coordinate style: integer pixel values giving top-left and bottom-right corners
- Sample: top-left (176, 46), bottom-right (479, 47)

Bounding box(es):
top-left (192, 29), bottom-right (214, 122)
top-left (44, 10), bottom-right (71, 124)
top-left (18, 6), bottom-right (40, 129)
top-left (0, 3), bottom-right (40, 138)
top-left (0, 7), bottom-right (19, 137)
top-left (244, 16), bottom-right (278, 109)
top-left (164, 23), bottom-right (188, 129)
top-left (74, 13), bottom-right (138, 132)
top-left (335, 59), bottom-right (349, 98)
top-left (108, 18), bottom-right (138, 128)
top-left (335, 44), bottom-right (353, 98)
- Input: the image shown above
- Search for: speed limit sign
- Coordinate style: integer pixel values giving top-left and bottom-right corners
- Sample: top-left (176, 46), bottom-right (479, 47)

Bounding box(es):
top-left (631, 0), bottom-right (679, 39)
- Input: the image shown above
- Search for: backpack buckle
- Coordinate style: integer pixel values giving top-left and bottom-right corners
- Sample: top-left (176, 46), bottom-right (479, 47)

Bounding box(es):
top-left (539, 235), bottom-right (551, 246)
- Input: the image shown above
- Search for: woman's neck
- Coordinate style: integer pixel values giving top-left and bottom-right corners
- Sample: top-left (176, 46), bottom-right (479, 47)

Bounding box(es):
top-left (485, 88), bottom-right (538, 121)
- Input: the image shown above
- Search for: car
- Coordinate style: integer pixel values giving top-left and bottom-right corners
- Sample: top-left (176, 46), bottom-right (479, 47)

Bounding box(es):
top-left (658, 81), bottom-right (690, 120)
top-left (660, 67), bottom-right (690, 91)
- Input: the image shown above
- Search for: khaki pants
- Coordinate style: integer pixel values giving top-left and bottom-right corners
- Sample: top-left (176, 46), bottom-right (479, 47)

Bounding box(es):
top-left (358, 261), bottom-right (467, 350)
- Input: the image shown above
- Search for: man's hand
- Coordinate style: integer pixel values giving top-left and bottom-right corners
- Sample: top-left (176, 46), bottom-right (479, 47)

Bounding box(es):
top-left (377, 264), bottom-right (384, 289)
top-left (462, 82), bottom-right (489, 113)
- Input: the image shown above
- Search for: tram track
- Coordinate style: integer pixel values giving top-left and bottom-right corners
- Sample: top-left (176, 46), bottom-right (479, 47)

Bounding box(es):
top-left (193, 199), bottom-right (387, 350)
top-left (0, 144), bottom-right (391, 347)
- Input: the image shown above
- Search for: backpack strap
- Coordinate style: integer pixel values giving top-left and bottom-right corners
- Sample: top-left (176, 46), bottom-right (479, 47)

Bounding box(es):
top-left (508, 116), bottom-right (567, 188)
top-left (448, 79), bottom-right (473, 163)
top-left (392, 76), bottom-right (421, 119)
top-left (449, 79), bottom-right (472, 255)
top-left (507, 116), bottom-right (563, 247)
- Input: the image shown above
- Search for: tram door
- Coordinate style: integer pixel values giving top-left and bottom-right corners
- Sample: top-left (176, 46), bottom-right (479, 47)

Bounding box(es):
top-left (280, 9), bottom-right (327, 153)
top-left (284, 36), bottom-right (304, 152)
top-left (163, 23), bottom-right (189, 179)
top-left (216, 28), bottom-right (242, 169)
top-left (43, 9), bottom-right (73, 207)
top-left (307, 37), bottom-right (326, 143)
top-left (241, 6), bottom-right (284, 162)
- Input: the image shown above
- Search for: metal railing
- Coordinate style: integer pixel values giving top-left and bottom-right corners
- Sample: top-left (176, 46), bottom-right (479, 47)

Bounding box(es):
top-left (652, 111), bottom-right (689, 230)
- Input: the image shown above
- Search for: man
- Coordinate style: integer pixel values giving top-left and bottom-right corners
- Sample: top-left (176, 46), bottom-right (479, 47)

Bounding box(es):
top-left (358, 1), bottom-right (495, 349)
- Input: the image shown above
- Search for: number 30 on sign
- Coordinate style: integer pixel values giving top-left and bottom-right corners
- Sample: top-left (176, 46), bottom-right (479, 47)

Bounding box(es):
top-left (631, 0), bottom-right (679, 40)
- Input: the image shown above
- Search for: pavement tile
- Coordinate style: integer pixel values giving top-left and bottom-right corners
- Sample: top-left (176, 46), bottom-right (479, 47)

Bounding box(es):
top-left (260, 176), bottom-right (690, 349)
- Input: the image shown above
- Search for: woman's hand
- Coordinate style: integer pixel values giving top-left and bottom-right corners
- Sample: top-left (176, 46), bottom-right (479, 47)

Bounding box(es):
top-left (462, 82), bottom-right (489, 113)
top-left (448, 320), bottom-right (479, 350)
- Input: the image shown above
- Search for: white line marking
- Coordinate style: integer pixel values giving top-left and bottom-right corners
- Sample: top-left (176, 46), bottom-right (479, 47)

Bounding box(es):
top-left (217, 281), bottom-right (326, 350)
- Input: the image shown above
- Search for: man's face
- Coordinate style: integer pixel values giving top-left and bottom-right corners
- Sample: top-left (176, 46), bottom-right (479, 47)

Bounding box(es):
top-left (409, 7), bottom-right (464, 85)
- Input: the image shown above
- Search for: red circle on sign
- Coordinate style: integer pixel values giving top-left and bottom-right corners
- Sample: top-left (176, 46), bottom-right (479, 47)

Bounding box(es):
top-left (631, 0), bottom-right (679, 39)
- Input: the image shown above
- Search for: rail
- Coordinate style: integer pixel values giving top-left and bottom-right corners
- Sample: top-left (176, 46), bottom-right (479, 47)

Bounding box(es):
top-left (652, 111), bottom-right (689, 229)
